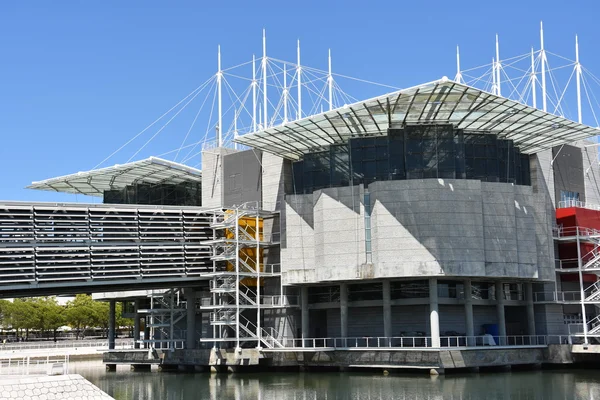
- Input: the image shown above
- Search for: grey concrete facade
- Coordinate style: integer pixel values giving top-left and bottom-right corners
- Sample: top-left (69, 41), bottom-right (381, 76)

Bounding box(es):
top-left (282, 179), bottom-right (553, 284)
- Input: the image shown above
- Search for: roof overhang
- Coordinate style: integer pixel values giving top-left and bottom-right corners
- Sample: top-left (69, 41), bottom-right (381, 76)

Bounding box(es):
top-left (28, 157), bottom-right (202, 197)
top-left (234, 78), bottom-right (600, 160)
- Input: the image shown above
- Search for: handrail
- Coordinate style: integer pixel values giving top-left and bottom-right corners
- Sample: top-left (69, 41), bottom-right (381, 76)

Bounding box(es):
top-left (554, 225), bottom-right (600, 239)
top-left (278, 335), bottom-right (568, 349)
top-left (0, 340), bottom-right (135, 351)
top-left (558, 200), bottom-right (600, 211)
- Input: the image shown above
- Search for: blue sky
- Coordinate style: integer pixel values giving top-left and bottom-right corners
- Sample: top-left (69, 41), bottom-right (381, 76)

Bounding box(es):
top-left (1, 0), bottom-right (599, 202)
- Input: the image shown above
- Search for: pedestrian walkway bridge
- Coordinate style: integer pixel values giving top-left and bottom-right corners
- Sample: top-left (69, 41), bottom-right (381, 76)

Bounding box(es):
top-left (0, 201), bottom-right (215, 297)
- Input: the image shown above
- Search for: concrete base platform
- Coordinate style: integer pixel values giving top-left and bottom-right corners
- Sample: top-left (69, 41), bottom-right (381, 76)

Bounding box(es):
top-left (267, 347), bottom-right (546, 371)
top-left (104, 346), bottom-right (561, 372)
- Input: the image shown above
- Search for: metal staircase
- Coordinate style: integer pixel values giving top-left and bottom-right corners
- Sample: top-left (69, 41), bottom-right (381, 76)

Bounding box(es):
top-left (138, 289), bottom-right (187, 350)
top-left (201, 202), bottom-right (287, 350)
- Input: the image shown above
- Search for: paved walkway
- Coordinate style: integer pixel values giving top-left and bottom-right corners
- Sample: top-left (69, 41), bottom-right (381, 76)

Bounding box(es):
top-left (0, 374), bottom-right (114, 399)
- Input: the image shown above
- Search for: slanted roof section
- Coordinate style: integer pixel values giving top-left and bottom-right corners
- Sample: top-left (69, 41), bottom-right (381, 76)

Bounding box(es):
top-left (28, 157), bottom-right (202, 197)
top-left (235, 78), bottom-right (599, 160)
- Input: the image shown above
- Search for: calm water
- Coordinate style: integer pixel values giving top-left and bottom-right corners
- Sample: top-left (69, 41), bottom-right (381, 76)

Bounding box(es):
top-left (71, 361), bottom-right (600, 400)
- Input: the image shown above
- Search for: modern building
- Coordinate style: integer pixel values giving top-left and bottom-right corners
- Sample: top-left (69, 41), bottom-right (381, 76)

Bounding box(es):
top-left (3, 78), bottom-right (600, 361)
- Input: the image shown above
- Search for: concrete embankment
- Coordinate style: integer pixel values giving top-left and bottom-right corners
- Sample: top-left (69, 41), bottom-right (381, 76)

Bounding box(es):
top-left (102, 345), bottom-right (600, 374)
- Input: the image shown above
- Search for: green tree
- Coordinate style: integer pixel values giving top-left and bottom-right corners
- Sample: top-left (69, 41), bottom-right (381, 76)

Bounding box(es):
top-left (65, 294), bottom-right (97, 339)
top-left (34, 297), bottom-right (65, 341)
top-left (6, 299), bottom-right (37, 339)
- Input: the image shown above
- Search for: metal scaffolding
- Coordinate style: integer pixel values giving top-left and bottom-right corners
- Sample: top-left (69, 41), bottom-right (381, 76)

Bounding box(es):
top-left (552, 225), bottom-right (600, 344)
top-left (200, 202), bottom-right (290, 350)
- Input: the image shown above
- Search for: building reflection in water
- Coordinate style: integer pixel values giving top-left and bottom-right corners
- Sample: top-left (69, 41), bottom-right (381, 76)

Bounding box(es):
top-left (69, 361), bottom-right (600, 400)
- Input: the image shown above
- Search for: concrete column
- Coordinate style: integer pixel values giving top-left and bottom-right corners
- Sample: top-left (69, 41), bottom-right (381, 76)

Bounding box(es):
top-left (495, 282), bottom-right (507, 345)
top-left (464, 280), bottom-right (474, 345)
top-left (340, 283), bottom-right (348, 339)
top-left (301, 286), bottom-right (309, 345)
top-left (429, 278), bottom-right (440, 348)
top-left (525, 283), bottom-right (536, 337)
top-left (186, 290), bottom-right (196, 350)
top-left (382, 280), bottom-right (392, 340)
top-left (133, 299), bottom-right (141, 349)
top-left (108, 300), bottom-right (116, 350)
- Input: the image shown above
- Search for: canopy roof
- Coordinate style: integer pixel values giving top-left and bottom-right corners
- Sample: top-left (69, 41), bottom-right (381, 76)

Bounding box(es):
top-left (28, 157), bottom-right (202, 197)
top-left (235, 78), bottom-right (599, 160)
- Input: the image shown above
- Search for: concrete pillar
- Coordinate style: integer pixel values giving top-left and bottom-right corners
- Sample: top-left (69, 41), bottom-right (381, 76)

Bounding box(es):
top-left (525, 283), bottom-right (536, 337)
top-left (495, 282), bottom-right (507, 345)
top-left (382, 280), bottom-right (392, 340)
top-left (108, 300), bottom-right (116, 350)
top-left (464, 280), bottom-right (474, 345)
top-left (186, 290), bottom-right (196, 350)
top-left (301, 286), bottom-right (309, 345)
top-left (134, 299), bottom-right (141, 349)
top-left (340, 283), bottom-right (348, 339)
top-left (429, 278), bottom-right (440, 348)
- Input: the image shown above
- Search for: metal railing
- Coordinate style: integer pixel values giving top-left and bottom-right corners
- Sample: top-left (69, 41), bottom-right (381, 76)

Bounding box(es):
top-left (553, 225), bottom-right (600, 238)
top-left (0, 355), bottom-right (69, 376)
top-left (534, 291), bottom-right (583, 302)
top-left (0, 340), bottom-right (135, 351)
top-left (558, 200), bottom-right (600, 211)
top-left (260, 295), bottom-right (299, 306)
top-left (145, 339), bottom-right (185, 350)
top-left (275, 335), bottom-right (570, 349)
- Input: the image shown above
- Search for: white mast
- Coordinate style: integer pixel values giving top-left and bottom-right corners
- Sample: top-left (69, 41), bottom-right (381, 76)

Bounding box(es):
top-left (297, 40), bottom-right (302, 120)
top-left (576, 35), bottom-right (582, 124)
top-left (531, 47), bottom-right (537, 108)
top-left (328, 49), bottom-right (333, 111)
top-left (541, 21), bottom-right (547, 112)
top-left (262, 29), bottom-right (268, 128)
top-left (252, 55), bottom-right (257, 132)
top-left (283, 64), bottom-right (288, 123)
top-left (217, 45), bottom-right (223, 147)
top-left (234, 109), bottom-right (238, 150)
top-left (492, 57), bottom-right (497, 95)
top-left (495, 35), bottom-right (501, 97)
top-left (455, 46), bottom-right (463, 83)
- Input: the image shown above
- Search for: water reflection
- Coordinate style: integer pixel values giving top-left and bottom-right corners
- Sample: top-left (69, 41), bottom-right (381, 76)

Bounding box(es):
top-left (70, 361), bottom-right (600, 400)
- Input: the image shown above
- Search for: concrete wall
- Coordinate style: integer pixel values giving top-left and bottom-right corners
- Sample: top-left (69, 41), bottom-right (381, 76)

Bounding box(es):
top-left (582, 139), bottom-right (600, 205)
top-left (534, 304), bottom-right (567, 335)
top-left (201, 147), bottom-right (238, 208)
top-left (281, 194), bottom-right (316, 283)
top-left (283, 179), bottom-right (553, 284)
top-left (553, 144), bottom-right (585, 203)
top-left (222, 149), bottom-right (262, 208)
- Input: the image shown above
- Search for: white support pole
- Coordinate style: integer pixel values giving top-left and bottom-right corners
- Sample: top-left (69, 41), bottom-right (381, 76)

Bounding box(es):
top-left (576, 35), bottom-right (583, 124)
top-left (235, 209), bottom-right (241, 351)
top-left (328, 49), bottom-right (333, 111)
top-left (256, 210), bottom-right (261, 348)
top-left (234, 111), bottom-right (238, 151)
top-left (252, 55), bottom-right (257, 133)
top-left (541, 21), bottom-right (547, 112)
top-left (217, 45), bottom-right (223, 147)
top-left (496, 34), bottom-right (502, 97)
top-left (577, 232), bottom-right (589, 345)
top-left (262, 29), bottom-right (268, 129)
top-left (455, 46), bottom-right (463, 83)
top-left (492, 57), bottom-right (497, 95)
top-left (531, 47), bottom-right (537, 109)
top-left (297, 40), bottom-right (302, 120)
top-left (283, 64), bottom-right (288, 123)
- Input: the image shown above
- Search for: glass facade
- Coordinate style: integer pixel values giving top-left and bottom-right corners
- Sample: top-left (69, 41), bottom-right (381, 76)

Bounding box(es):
top-left (290, 124), bottom-right (531, 194)
top-left (560, 190), bottom-right (580, 203)
top-left (103, 182), bottom-right (202, 206)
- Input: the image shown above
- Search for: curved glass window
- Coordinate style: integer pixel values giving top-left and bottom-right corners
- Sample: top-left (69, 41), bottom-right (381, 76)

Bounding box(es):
top-left (289, 124), bottom-right (531, 194)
